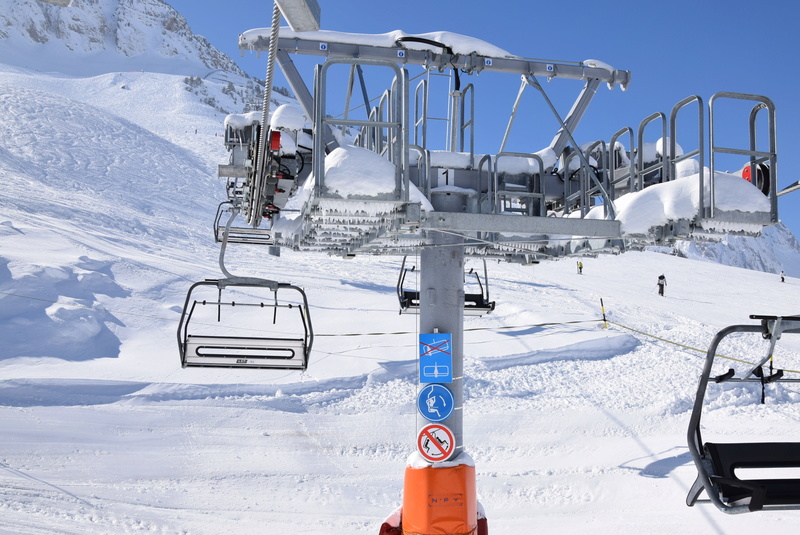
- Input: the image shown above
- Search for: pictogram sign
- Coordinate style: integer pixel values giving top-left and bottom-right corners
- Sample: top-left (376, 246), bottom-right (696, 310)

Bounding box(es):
top-left (416, 423), bottom-right (456, 462)
top-left (417, 384), bottom-right (454, 423)
top-left (419, 333), bottom-right (453, 383)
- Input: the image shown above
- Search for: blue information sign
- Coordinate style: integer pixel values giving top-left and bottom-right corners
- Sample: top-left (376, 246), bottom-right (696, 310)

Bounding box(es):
top-left (417, 384), bottom-right (455, 422)
top-left (418, 333), bottom-right (453, 383)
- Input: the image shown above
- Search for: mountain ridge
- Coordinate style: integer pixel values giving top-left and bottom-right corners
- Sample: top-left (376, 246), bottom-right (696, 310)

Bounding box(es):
top-left (0, 0), bottom-right (245, 77)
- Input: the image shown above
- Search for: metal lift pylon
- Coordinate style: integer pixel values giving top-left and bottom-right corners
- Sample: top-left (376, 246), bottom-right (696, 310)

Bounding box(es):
top-left (398, 190), bottom-right (485, 535)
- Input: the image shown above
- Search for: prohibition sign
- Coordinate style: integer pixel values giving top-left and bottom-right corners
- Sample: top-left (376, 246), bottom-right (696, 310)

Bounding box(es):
top-left (416, 423), bottom-right (456, 462)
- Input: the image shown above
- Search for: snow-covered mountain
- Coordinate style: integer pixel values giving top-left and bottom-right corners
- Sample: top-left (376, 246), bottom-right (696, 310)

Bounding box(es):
top-left (676, 223), bottom-right (800, 276)
top-left (0, 0), bottom-right (269, 117)
top-left (3, 2), bottom-right (800, 534)
top-left (0, 0), bottom-right (243, 76)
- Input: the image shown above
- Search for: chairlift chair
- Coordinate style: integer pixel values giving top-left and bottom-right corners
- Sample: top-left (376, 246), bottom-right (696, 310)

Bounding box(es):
top-left (177, 277), bottom-right (313, 370)
top-left (396, 256), bottom-right (495, 316)
top-left (686, 315), bottom-right (800, 513)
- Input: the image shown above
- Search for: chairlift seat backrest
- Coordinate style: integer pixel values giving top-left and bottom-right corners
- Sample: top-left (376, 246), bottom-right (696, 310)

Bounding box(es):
top-left (464, 293), bottom-right (496, 315)
top-left (399, 290), bottom-right (494, 316)
top-left (396, 257), bottom-right (495, 316)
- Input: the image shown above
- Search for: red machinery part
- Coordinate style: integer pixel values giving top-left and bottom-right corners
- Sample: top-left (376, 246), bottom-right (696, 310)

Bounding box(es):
top-left (270, 130), bottom-right (281, 152)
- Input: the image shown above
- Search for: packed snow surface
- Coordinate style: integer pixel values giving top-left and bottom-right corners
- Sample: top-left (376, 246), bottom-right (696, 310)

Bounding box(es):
top-left (325, 144), bottom-right (398, 197)
top-left (3, 23), bottom-right (800, 535)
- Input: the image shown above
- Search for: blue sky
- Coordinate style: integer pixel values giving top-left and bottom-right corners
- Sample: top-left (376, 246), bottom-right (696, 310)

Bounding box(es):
top-left (169, 0), bottom-right (800, 239)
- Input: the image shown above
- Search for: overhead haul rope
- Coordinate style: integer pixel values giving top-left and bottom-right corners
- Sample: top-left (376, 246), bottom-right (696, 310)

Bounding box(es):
top-left (4, 288), bottom-right (799, 374)
top-left (0, 288), bottom-right (596, 335)
top-left (254, 2), bottom-right (281, 202)
top-left (606, 320), bottom-right (800, 375)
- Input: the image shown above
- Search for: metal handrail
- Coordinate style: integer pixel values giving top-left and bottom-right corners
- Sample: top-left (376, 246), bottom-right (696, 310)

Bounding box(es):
top-left (709, 92), bottom-right (777, 222)
top-left (314, 58), bottom-right (409, 202)
top-left (669, 95), bottom-right (705, 217)
top-left (608, 126), bottom-right (635, 198)
top-left (459, 83), bottom-right (476, 168)
top-left (493, 152), bottom-right (545, 216)
top-left (636, 112), bottom-right (668, 190)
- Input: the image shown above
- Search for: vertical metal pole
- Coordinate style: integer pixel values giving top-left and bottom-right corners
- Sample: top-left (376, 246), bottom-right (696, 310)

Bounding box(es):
top-left (420, 193), bottom-right (466, 458)
top-left (449, 90), bottom-right (462, 153)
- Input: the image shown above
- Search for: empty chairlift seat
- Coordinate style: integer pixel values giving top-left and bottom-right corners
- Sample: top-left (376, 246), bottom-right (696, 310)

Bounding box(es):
top-left (686, 315), bottom-right (800, 513)
top-left (177, 278), bottom-right (313, 370)
top-left (397, 257), bottom-right (495, 316)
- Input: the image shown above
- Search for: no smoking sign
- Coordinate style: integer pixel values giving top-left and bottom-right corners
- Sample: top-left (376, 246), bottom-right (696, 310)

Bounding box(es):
top-left (416, 423), bottom-right (456, 463)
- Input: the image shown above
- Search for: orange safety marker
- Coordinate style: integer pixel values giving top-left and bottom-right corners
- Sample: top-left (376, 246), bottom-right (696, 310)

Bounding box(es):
top-left (401, 459), bottom-right (478, 535)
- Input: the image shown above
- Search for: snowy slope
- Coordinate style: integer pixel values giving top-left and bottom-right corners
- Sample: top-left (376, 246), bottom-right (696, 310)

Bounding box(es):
top-left (3, 3), bottom-right (800, 534)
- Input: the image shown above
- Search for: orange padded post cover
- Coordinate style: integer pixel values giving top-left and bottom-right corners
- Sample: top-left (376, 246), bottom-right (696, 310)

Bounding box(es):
top-left (402, 463), bottom-right (477, 535)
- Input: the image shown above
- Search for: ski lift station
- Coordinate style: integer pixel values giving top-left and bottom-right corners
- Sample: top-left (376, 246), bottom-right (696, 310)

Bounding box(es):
top-left (175, 0), bottom-right (800, 532)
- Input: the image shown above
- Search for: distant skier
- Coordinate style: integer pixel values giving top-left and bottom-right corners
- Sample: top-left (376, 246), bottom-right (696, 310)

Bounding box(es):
top-left (657, 274), bottom-right (667, 296)
top-left (781, 270), bottom-right (785, 283)
top-left (577, 261), bottom-right (583, 275)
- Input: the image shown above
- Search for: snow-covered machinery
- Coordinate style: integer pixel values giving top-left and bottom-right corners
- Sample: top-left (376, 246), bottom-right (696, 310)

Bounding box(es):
top-left (686, 315), bottom-right (800, 513)
top-left (179, 103), bottom-right (316, 371)
top-left (216, 106), bottom-right (312, 242)
top-left (740, 162), bottom-right (771, 196)
top-left (184, 4), bottom-right (785, 531)
top-left (227, 29), bottom-right (779, 262)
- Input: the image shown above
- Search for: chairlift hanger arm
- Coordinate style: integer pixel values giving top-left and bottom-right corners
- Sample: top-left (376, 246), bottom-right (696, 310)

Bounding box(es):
top-left (239, 32), bottom-right (630, 87)
top-left (689, 318), bottom-right (800, 434)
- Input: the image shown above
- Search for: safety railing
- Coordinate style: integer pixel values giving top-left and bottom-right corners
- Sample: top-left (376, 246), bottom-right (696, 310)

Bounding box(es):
top-left (669, 95), bottom-right (705, 218)
top-left (314, 58), bottom-right (410, 202)
top-left (493, 152), bottom-right (546, 217)
top-left (709, 92), bottom-right (777, 222)
top-left (608, 126), bottom-right (635, 199)
top-left (636, 112), bottom-right (669, 190)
